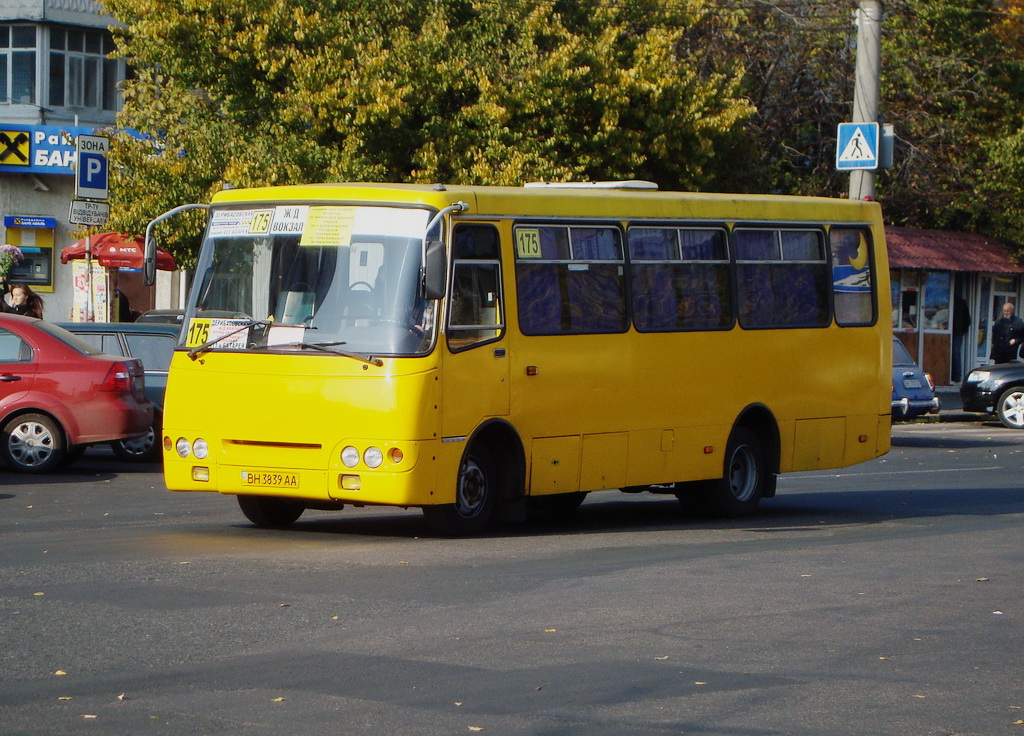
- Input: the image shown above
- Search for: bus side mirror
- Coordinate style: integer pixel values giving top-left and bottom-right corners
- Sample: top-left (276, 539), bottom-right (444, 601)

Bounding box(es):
top-left (422, 239), bottom-right (447, 300)
top-left (143, 233), bottom-right (158, 286)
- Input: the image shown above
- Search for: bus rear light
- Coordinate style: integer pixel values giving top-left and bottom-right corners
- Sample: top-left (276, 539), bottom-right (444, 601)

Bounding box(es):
top-left (341, 446), bottom-right (359, 467)
top-left (192, 466), bottom-right (210, 482)
top-left (389, 447), bottom-right (404, 464)
top-left (364, 446), bottom-right (383, 468)
top-left (340, 474), bottom-right (361, 490)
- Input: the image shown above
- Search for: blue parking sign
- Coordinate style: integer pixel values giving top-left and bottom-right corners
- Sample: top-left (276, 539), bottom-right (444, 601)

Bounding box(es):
top-left (76, 135), bottom-right (109, 199)
top-left (836, 122), bottom-right (879, 171)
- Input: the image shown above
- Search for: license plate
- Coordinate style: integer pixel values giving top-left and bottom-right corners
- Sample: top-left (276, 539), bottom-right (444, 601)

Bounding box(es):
top-left (241, 470), bottom-right (299, 489)
top-left (903, 378), bottom-right (922, 389)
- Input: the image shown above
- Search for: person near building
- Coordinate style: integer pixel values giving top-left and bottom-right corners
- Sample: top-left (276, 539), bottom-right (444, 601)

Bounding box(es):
top-left (990, 301), bottom-right (1023, 363)
top-left (1, 283), bottom-right (45, 319)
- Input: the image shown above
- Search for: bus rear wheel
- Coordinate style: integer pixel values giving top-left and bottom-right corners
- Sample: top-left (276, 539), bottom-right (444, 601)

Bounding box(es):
top-left (697, 427), bottom-right (766, 518)
top-left (423, 447), bottom-right (497, 536)
top-left (237, 495), bottom-right (306, 528)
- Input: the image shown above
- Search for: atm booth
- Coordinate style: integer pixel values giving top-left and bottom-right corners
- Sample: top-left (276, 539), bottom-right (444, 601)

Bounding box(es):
top-left (3, 215), bottom-right (55, 292)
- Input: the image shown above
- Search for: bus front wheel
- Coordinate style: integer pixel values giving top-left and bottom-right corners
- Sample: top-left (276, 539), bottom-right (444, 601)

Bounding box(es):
top-left (237, 495), bottom-right (306, 528)
top-left (697, 427), bottom-right (766, 518)
top-left (423, 447), bottom-right (497, 536)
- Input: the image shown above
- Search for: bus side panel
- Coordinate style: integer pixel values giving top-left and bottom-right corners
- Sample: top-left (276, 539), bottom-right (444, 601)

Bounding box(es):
top-left (791, 417), bottom-right (846, 471)
top-left (529, 436), bottom-right (581, 493)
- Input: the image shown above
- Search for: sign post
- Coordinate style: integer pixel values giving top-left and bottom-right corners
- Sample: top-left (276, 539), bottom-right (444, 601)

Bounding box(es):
top-left (74, 134), bottom-right (110, 321)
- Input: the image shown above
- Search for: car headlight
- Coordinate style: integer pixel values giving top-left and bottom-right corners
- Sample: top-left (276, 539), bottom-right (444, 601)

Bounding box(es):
top-left (967, 370), bottom-right (991, 383)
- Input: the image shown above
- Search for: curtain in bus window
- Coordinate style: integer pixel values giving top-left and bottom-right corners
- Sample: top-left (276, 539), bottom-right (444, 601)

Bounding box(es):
top-left (516, 225), bottom-right (626, 335)
top-left (830, 227), bottom-right (875, 326)
top-left (735, 229), bottom-right (829, 328)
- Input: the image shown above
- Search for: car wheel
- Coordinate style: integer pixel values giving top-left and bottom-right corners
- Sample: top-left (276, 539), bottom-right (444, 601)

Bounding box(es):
top-left (996, 387), bottom-right (1024, 429)
top-left (111, 414), bottom-right (161, 462)
top-left (697, 427), bottom-right (766, 518)
top-left (422, 446), bottom-right (498, 536)
top-left (1, 413), bottom-right (66, 473)
top-left (237, 495), bottom-right (306, 528)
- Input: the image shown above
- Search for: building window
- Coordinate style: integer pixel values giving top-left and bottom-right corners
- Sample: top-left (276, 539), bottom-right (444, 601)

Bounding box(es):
top-left (1, 25), bottom-right (38, 105)
top-left (48, 27), bottom-right (120, 111)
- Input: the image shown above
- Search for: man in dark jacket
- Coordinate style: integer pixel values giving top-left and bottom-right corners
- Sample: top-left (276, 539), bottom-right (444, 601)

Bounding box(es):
top-left (990, 301), bottom-right (1024, 363)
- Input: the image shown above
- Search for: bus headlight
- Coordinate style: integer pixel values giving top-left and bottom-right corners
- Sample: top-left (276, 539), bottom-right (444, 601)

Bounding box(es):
top-left (341, 446), bottom-right (360, 468)
top-left (364, 446), bottom-right (383, 468)
top-left (176, 437), bottom-right (192, 458)
top-left (193, 438), bottom-right (209, 460)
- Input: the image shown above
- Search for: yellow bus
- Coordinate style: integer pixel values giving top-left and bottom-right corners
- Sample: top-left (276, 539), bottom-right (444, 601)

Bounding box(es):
top-left (147, 181), bottom-right (891, 535)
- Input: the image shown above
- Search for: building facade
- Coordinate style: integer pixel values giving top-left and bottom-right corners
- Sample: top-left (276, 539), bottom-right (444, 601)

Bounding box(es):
top-left (887, 227), bottom-right (1024, 386)
top-left (1, 0), bottom-right (179, 319)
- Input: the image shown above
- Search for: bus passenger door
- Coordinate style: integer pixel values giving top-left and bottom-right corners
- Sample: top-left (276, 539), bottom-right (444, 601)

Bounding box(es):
top-left (441, 224), bottom-right (510, 437)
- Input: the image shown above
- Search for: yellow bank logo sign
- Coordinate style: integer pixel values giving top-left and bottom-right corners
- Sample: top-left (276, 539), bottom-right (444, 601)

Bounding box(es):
top-left (0, 129), bottom-right (31, 166)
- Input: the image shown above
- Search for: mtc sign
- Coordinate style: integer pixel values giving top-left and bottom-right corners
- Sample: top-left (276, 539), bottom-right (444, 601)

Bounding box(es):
top-left (75, 134), bottom-right (109, 200)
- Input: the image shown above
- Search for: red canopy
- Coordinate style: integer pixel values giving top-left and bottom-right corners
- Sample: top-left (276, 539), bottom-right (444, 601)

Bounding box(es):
top-left (60, 232), bottom-right (177, 271)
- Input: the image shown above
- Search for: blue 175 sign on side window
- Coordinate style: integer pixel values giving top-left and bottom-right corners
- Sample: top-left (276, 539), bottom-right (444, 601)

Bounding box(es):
top-left (76, 134), bottom-right (109, 200)
top-left (836, 122), bottom-right (879, 171)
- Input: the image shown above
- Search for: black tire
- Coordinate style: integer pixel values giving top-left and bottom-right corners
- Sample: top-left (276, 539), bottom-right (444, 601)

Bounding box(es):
top-left (111, 413), bottom-right (162, 462)
top-left (237, 495), bottom-right (306, 528)
top-left (698, 427), bottom-right (766, 518)
top-left (422, 446), bottom-right (498, 536)
top-left (995, 387), bottom-right (1024, 429)
top-left (529, 491), bottom-right (588, 516)
top-left (1, 413), bottom-right (66, 473)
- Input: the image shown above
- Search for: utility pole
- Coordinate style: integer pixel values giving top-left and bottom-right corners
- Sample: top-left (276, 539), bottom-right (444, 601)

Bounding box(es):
top-left (849, 0), bottom-right (882, 200)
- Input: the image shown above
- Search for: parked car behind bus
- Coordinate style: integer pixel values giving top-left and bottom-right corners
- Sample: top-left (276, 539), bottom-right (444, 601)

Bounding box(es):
top-left (0, 315), bottom-right (152, 472)
top-left (57, 322), bottom-right (180, 461)
top-left (960, 362), bottom-right (1024, 429)
top-left (892, 336), bottom-right (939, 420)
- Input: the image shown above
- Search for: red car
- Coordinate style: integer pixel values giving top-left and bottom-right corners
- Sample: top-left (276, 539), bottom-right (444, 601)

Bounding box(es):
top-left (0, 314), bottom-right (153, 473)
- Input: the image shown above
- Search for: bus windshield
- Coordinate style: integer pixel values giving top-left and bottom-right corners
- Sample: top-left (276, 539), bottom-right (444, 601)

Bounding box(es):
top-left (188, 204), bottom-right (435, 356)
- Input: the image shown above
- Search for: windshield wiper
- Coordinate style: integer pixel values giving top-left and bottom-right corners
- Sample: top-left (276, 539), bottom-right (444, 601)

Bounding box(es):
top-left (188, 319), bottom-right (272, 360)
top-left (276, 341), bottom-right (384, 367)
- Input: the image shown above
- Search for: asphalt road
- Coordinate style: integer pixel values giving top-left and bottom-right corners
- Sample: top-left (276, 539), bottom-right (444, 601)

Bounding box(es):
top-left (2, 422), bottom-right (1023, 736)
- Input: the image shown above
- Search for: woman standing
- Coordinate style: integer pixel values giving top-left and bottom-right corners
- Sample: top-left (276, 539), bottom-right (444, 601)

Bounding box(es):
top-left (2, 283), bottom-right (45, 318)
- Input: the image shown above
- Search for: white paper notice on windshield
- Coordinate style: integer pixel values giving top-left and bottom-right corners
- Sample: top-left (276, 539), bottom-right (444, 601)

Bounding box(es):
top-left (207, 319), bottom-right (250, 349)
top-left (300, 206), bottom-right (356, 247)
top-left (208, 209), bottom-right (274, 238)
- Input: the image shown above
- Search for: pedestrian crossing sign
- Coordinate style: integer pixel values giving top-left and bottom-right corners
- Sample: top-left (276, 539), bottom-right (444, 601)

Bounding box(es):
top-left (836, 122), bottom-right (879, 171)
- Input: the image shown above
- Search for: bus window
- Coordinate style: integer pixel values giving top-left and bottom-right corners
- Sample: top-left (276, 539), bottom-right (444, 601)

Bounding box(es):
top-left (629, 226), bottom-right (732, 332)
top-left (830, 227), bottom-right (876, 326)
top-left (515, 224), bottom-right (627, 335)
top-left (735, 228), bottom-right (830, 329)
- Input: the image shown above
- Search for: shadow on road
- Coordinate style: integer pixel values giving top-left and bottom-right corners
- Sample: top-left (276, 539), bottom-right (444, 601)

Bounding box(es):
top-left (200, 482), bottom-right (1024, 542)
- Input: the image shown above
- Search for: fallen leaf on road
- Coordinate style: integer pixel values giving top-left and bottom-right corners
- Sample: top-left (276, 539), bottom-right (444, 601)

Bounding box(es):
top-left (54, 670), bottom-right (66, 676)
top-left (271, 697), bottom-right (285, 702)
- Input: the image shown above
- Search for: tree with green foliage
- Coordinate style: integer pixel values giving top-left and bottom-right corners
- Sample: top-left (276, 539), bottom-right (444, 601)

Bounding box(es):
top-left (102, 0), bottom-right (753, 266)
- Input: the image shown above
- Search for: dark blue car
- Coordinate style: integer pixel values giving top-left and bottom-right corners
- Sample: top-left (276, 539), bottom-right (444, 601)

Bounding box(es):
top-left (892, 336), bottom-right (939, 419)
